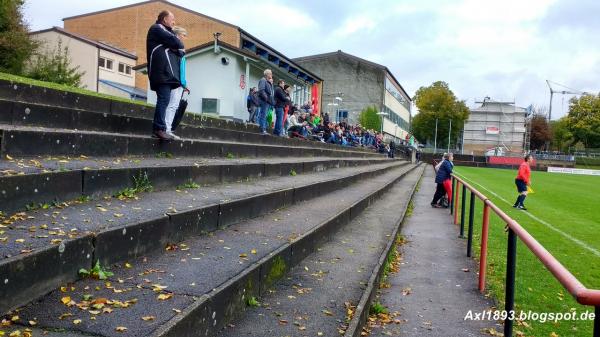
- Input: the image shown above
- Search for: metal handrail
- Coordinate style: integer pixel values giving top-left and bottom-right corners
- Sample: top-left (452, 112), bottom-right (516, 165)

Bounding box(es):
top-left (430, 162), bottom-right (600, 337)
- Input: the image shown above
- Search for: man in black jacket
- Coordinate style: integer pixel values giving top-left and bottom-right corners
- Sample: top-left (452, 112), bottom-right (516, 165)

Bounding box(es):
top-left (273, 79), bottom-right (287, 136)
top-left (146, 10), bottom-right (184, 140)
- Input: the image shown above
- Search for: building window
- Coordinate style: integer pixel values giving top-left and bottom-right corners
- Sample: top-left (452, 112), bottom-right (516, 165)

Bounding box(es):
top-left (118, 62), bottom-right (132, 75)
top-left (202, 98), bottom-right (218, 114)
top-left (99, 57), bottom-right (113, 70)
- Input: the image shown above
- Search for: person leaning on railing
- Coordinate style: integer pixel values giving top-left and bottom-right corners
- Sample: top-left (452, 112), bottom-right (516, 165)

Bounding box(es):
top-left (431, 153), bottom-right (454, 208)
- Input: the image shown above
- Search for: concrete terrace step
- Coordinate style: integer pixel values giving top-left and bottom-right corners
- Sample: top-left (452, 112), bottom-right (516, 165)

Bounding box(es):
top-left (0, 124), bottom-right (384, 159)
top-left (0, 79), bottom-right (262, 134)
top-left (0, 156), bottom-right (393, 214)
top-left (0, 99), bottom-right (375, 155)
top-left (218, 165), bottom-right (424, 337)
top-left (4, 163), bottom-right (421, 337)
top-left (0, 161), bottom-right (408, 314)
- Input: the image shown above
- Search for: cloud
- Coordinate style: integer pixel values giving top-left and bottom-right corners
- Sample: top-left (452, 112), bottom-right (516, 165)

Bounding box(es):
top-left (22, 0), bottom-right (599, 120)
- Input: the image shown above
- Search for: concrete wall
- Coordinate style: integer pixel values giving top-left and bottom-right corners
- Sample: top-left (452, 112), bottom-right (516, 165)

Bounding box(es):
top-left (98, 49), bottom-right (136, 88)
top-left (30, 31), bottom-right (98, 90)
top-left (64, 2), bottom-right (240, 91)
top-left (295, 53), bottom-right (384, 125)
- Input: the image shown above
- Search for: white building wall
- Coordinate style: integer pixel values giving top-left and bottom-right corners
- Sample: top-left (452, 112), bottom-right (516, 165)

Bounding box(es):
top-left (30, 31), bottom-right (98, 90)
top-left (98, 49), bottom-right (136, 88)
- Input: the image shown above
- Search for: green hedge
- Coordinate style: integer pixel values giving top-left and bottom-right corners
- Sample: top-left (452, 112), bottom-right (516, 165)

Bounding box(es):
top-left (576, 156), bottom-right (600, 166)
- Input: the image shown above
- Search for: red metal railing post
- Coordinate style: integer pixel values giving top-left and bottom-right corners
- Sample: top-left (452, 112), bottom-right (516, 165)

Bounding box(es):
top-left (479, 203), bottom-right (490, 293)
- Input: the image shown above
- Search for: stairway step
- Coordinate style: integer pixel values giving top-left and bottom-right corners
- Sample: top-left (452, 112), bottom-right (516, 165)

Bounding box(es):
top-left (218, 165), bottom-right (424, 337)
top-left (1, 99), bottom-right (375, 154)
top-left (0, 79), bottom-right (261, 134)
top-left (0, 125), bottom-right (383, 159)
top-left (0, 156), bottom-right (391, 214)
top-left (0, 161), bottom-right (406, 313)
top-left (6, 163), bottom-right (419, 337)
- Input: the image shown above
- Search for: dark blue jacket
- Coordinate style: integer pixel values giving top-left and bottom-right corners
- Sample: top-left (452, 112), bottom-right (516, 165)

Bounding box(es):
top-left (257, 78), bottom-right (273, 105)
top-left (146, 22), bottom-right (184, 90)
top-left (435, 160), bottom-right (453, 183)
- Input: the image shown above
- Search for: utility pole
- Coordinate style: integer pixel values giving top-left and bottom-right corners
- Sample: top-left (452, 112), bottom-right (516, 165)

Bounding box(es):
top-left (447, 119), bottom-right (452, 153)
top-left (434, 118), bottom-right (438, 154)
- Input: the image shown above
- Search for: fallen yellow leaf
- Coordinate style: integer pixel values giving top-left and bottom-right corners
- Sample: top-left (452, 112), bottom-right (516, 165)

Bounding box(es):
top-left (124, 262), bottom-right (132, 268)
top-left (157, 293), bottom-right (173, 300)
top-left (73, 319), bottom-right (82, 325)
top-left (115, 326), bottom-right (127, 332)
top-left (6, 155), bottom-right (13, 160)
top-left (251, 249), bottom-right (257, 254)
top-left (141, 316), bottom-right (155, 321)
top-left (61, 296), bottom-right (71, 305)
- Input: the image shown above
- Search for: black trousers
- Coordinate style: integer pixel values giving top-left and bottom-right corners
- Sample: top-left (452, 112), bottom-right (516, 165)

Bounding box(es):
top-left (431, 183), bottom-right (446, 205)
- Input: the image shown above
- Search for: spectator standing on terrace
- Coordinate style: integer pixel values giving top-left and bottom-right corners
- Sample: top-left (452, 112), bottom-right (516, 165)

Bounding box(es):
top-left (283, 84), bottom-right (292, 131)
top-left (513, 154), bottom-right (533, 210)
top-left (146, 10), bottom-right (184, 140)
top-left (273, 79), bottom-right (287, 136)
top-left (257, 69), bottom-right (274, 134)
top-left (247, 87), bottom-right (259, 123)
top-left (431, 153), bottom-right (454, 208)
top-left (164, 26), bottom-right (188, 141)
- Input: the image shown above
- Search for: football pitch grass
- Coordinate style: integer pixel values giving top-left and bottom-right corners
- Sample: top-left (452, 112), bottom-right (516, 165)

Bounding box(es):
top-left (452, 166), bottom-right (600, 337)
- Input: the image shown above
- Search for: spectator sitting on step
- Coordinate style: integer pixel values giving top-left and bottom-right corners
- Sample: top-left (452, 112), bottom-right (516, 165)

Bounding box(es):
top-left (287, 110), bottom-right (308, 138)
top-left (146, 10), bottom-right (184, 140)
top-left (164, 25), bottom-right (189, 141)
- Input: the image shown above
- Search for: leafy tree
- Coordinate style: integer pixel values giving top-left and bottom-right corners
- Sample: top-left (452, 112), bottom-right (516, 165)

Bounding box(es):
top-left (565, 94), bottom-right (600, 148)
top-left (0, 0), bottom-right (37, 74)
top-left (529, 114), bottom-right (552, 150)
top-left (25, 39), bottom-right (85, 87)
top-left (550, 118), bottom-right (572, 152)
top-left (358, 106), bottom-right (381, 131)
top-left (411, 81), bottom-right (469, 150)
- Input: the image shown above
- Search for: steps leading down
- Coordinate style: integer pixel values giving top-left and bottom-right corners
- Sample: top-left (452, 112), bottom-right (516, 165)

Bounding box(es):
top-left (0, 78), bottom-right (411, 337)
top-left (1, 162), bottom-right (421, 337)
top-left (218, 165), bottom-right (424, 337)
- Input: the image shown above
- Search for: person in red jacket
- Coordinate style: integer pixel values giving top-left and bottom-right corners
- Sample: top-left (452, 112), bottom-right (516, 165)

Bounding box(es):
top-left (513, 154), bottom-right (533, 210)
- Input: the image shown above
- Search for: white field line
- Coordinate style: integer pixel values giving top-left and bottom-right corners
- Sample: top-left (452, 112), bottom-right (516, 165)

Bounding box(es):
top-left (454, 172), bottom-right (600, 258)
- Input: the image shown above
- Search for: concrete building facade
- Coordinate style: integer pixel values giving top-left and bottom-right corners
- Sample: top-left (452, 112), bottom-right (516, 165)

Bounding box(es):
top-left (463, 98), bottom-right (527, 155)
top-left (30, 27), bottom-right (140, 99)
top-left (294, 50), bottom-right (411, 140)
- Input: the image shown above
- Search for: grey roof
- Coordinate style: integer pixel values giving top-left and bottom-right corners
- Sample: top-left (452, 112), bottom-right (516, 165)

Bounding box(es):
top-left (30, 27), bottom-right (137, 59)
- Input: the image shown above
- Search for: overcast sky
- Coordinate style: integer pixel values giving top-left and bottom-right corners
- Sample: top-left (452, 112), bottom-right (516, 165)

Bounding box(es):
top-left (23, 0), bottom-right (599, 119)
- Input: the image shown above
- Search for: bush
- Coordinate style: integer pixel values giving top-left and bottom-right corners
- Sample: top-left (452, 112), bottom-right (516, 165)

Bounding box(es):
top-left (358, 106), bottom-right (381, 131)
top-left (0, 0), bottom-right (37, 74)
top-left (25, 39), bottom-right (85, 87)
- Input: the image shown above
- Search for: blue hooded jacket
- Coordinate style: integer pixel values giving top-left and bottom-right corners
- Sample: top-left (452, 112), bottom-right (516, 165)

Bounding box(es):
top-left (435, 159), bottom-right (454, 183)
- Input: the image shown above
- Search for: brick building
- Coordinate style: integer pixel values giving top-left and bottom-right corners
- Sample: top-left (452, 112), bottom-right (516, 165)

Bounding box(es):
top-left (62, 0), bottom-right (320, 106)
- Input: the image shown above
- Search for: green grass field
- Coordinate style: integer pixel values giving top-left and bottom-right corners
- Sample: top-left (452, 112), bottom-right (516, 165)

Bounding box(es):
top-left (453, 166), bottom-right (600, 337)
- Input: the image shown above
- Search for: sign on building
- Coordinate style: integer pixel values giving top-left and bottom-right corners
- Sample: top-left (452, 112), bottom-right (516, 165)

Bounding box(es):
top-left (485, 126), bottom-right (499, 135)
